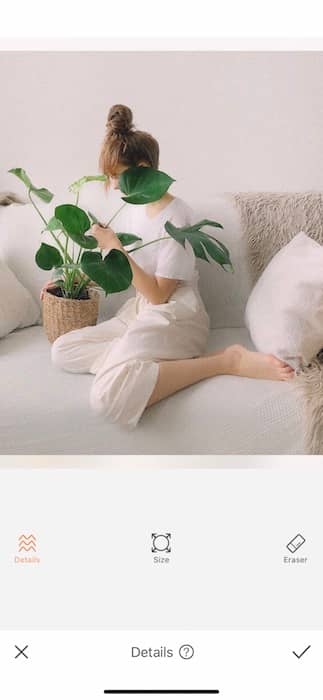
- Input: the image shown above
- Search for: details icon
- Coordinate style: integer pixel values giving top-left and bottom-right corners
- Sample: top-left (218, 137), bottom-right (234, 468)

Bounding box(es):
top-left (15, 534), bottom-right (40, 565)
top-left (18, 534), bottom-right (37, 552)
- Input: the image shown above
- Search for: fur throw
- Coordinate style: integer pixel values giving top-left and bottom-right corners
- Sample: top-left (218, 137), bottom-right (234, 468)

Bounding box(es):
top-left (0, 191), bottom-right (26, 206)
top-left (233, 191), bottom-right (323, 454)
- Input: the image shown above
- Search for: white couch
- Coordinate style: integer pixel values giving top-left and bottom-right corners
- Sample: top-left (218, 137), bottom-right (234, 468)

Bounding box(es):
top-left (0, 189), bottom-right (304, 454)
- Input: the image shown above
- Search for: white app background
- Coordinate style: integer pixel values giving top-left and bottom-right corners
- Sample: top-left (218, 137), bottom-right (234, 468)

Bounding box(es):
top-left (0, 458), bottom-right (322, 698)
top-left (0, 461), bottom-right (321, 630)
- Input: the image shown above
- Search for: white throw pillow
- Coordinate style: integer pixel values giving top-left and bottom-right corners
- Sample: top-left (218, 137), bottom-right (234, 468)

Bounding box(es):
top-left (0, 259), bottom-right (40, 338)
top-left (245, 232), bottom-right (323, 366)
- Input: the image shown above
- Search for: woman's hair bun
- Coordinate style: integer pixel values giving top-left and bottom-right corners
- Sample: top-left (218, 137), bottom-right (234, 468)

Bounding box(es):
top-left (106, 104), bottom-right (134, 136)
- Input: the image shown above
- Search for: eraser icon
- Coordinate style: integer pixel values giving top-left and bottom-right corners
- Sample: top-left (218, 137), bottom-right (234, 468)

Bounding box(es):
top-left (286, 534), bottom-right (306, 553)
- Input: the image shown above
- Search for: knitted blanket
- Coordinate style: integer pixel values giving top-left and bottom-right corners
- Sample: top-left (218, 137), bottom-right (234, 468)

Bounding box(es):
top-left (0, 191), bottom-right (26, 206)
top-left (233, 191), bottom-right (323, 454)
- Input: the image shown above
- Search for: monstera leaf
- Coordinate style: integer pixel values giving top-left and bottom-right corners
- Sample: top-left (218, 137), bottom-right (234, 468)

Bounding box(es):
top-left (35, 243), bottom-right (63, 270)
top-left (8, 168), bottom-right (54, 203)
top-left (55, 204), bottom-right (97, 249)
top-left (119, 166), bottom-right (175, 204)
top-left (87, 212), bottom-right (142, 247)
top-left (117, 233), bottom-right (142, 246)
top-left (44, 216), bottom-right (64, 232)
top-left (68, 174), bottom-right (108, 194)
top-left (164, 219), bottom-right (232, 270)
top-left (81, 249), bottom-right (133, 294)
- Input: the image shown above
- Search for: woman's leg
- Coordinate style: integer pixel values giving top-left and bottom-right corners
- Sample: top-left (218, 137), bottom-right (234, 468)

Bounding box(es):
top-left (51, 316), bottom-right (127, 374)
top-left (89, 288), bottom-right (295, 426)
top-left (90, 334), bottom-right (294, 426)
top-left (147, 344), bottom-right (295, 406)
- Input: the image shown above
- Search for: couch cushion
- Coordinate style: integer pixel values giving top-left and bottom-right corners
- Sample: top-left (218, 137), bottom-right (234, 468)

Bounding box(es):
top-left (0, 190), bottom-right (252, 328)
top-left (0, 258), bottom-right (40, 337)
top-left (0, 325), bottom-right (304, 454)
top-left (0, 199), bottom-right (61, 305)
top-left (190, 196), bottom-right (252, 328)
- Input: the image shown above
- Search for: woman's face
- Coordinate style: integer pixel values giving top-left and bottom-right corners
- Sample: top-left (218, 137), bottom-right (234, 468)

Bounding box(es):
top-left (109, 161), bottom-right (149, 190)
top-left (109, 164), bottom-right (129, 190)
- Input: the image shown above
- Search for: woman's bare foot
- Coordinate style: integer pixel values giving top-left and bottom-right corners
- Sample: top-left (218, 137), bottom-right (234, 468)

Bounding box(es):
top-left (221, 344), bottom-right (295, 381)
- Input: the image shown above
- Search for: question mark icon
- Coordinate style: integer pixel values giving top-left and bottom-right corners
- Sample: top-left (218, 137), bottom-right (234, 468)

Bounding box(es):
top-left (179, 644), bottom-right (194, 659)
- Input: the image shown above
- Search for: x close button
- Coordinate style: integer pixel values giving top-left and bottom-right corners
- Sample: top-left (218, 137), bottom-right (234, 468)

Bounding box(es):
top-left (14, 645), bottom-right (29, 660)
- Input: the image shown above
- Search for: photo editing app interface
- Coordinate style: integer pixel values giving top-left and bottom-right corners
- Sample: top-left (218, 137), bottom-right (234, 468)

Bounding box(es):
top-left (0, 462), bottom-right (322, 699)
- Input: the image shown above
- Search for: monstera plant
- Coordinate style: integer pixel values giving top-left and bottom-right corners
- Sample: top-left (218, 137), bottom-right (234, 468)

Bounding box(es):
top-left (8, 165), bottom-right (232, 341)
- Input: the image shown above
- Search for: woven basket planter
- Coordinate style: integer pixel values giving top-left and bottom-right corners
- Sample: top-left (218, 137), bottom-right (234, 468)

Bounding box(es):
top-left (42, 287), bottom-right (100, 343)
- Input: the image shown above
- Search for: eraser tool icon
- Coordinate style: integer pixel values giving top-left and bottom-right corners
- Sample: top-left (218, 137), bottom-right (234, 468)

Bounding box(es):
top-left (286, 534), bottom-right (305, 553)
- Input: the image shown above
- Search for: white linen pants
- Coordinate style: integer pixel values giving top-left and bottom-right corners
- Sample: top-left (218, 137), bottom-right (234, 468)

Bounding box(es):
top-left (51, 282), bottom-right (210, 428)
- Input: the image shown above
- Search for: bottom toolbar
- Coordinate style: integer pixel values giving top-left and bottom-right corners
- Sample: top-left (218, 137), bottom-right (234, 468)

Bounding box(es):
top-left (0, 630), bottom-right (320, 700)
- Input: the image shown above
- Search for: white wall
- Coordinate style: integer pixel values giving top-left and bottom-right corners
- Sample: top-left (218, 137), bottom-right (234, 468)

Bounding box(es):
top-left (1, 51), bottom-right (323, 204)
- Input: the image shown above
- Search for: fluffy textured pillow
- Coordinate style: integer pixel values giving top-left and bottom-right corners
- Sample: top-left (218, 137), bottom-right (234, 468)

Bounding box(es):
top-left (245, 232), bottom-right (323, 367)
top-left (0, 259), bottom-right (40, 338)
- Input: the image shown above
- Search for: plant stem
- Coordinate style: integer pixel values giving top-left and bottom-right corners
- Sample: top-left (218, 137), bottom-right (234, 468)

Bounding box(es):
top-left (28, 190), bottom-right (48, 227)
top-left (28, 189), bottom-right (74, 264)
top-left (127, 236), bottom-right (170, 254)
top-left (73, 275), bottom-right (92, 299)
top-left (106, 202), bottom-right (127, 227)
top-left (64, 229), bottom-right (69, 262)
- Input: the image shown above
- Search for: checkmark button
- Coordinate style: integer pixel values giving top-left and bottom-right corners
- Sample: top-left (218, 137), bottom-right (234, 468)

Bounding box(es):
top-left (292, 645), bottom-right (311, 659)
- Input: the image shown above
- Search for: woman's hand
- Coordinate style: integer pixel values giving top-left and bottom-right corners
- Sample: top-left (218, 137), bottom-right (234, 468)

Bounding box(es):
top-left (91, 224), bottom-right (124, 254)
top-left (40, 280), bottom-right (56, 301)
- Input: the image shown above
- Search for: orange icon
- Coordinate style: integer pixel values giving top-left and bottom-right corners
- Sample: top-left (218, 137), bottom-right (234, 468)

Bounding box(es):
top-left (18, 534), bottom-right (37, 552)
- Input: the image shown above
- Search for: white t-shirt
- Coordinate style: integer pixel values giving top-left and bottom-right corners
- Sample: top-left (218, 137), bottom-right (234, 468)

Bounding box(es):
top-left (122, 197), bottom-right (199, 284)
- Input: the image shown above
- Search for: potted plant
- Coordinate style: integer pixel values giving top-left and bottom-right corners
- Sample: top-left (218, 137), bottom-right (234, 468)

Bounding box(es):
top-left (9, 166), bottom-right (233, 342)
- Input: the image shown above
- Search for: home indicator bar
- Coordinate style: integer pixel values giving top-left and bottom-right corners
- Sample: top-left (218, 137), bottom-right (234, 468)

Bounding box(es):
top-left (104, 691), bottom-right (220, 695)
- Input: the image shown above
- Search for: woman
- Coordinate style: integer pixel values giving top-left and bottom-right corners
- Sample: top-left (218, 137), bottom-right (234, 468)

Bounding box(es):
top-left (50, 104), bottom-right (294, 427)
